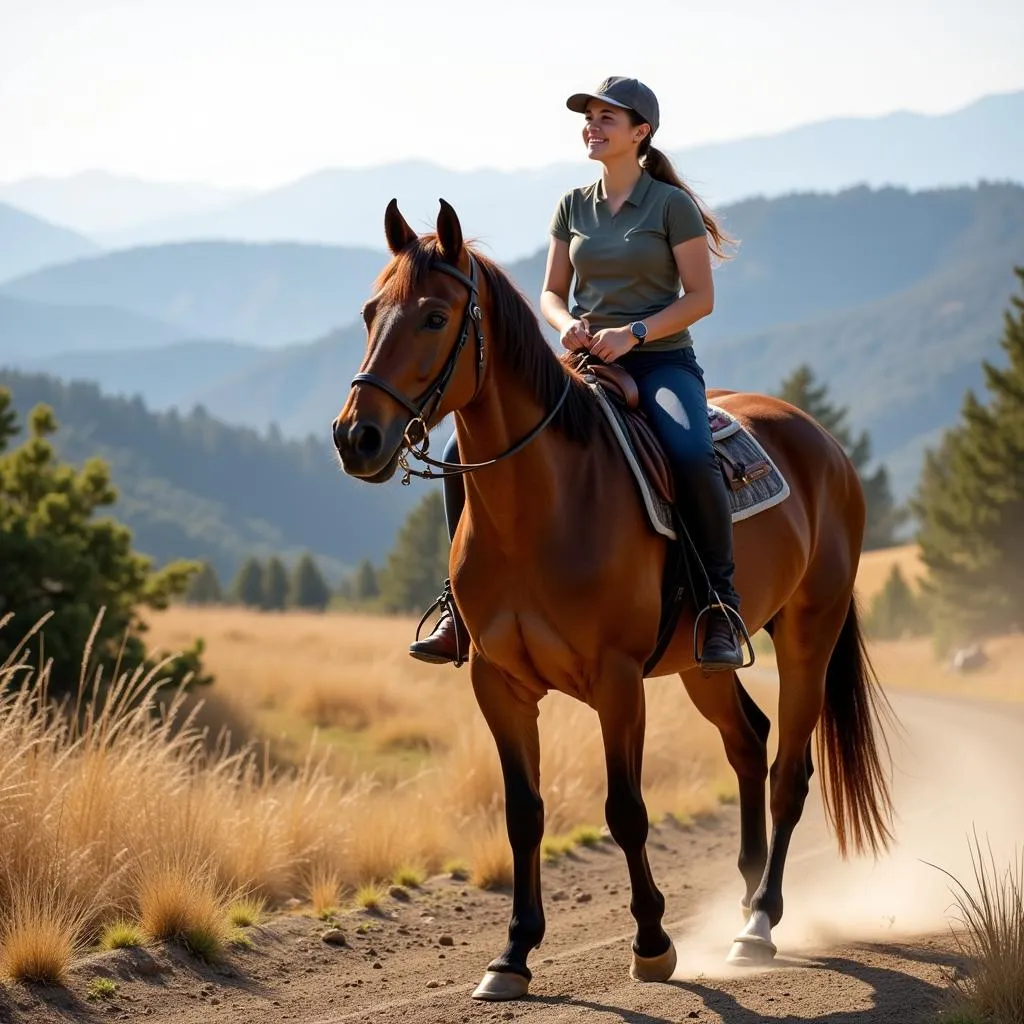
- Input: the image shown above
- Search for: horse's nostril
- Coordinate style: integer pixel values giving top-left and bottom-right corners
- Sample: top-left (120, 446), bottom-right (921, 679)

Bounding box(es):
top-left (332, 416), bottom-right (347, 451)
top-left (350, 421), bottom-right (384, 460)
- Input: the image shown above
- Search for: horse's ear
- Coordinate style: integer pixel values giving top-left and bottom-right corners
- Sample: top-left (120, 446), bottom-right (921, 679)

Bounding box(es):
top-left (384, 198), bottom-right (417, 255)
top-left (436, 198), bottom-right (464, 263)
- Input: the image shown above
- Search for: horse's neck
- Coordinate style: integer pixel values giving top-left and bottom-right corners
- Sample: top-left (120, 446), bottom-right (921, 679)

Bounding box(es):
top-left (453, 362), bottom-right (572, 537)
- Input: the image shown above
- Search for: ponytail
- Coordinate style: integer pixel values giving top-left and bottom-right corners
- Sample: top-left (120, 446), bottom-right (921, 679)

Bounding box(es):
top-left (637, 135), bottom-right (736, 263)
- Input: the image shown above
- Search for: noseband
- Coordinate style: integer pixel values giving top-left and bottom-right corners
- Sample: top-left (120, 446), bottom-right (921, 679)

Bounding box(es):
top-left (350, 253), bottom-right (570, 484)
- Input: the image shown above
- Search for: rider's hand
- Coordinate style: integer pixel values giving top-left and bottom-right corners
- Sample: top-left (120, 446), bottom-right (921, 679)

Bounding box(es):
top-left (559, 318), bottom-right (592, 352)
top-left (588, 326), bottom-right (637, 362)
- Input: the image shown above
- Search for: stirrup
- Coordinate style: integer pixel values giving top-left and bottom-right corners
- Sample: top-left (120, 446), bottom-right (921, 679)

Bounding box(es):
top-left (414, 578), bottom-right (467, 667)
top-left (693, 594), bottom-right (756, 670)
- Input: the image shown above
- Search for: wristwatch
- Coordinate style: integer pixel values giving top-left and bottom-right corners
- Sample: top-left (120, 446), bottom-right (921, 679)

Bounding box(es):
top-left (629, 321), bottom-right (648, 345)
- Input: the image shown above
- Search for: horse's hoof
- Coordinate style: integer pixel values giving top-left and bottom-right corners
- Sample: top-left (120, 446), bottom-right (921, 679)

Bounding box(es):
top-left (471, 970), bottom-right (530, 1001)
top-left (630, 941), bottom-right (678, 982)
top-left (726, 909), bottom-right (777, 967)
top-left (739, 899), bottom-right (751, 921)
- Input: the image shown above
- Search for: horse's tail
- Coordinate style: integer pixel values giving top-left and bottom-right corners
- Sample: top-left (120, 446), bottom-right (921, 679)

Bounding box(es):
top-left (816, 596), bottom-right (897, 858)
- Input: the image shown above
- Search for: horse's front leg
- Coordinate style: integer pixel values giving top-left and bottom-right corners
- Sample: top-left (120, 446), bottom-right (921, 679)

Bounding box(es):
top-left (470, 655), bottom-right (545, 1001)
top-left (593, 653), bottom-right (677, 982)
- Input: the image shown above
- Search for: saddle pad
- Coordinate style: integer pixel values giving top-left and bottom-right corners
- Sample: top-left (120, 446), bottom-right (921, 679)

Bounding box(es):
top-left (586, 383), bottom-right (791, 541)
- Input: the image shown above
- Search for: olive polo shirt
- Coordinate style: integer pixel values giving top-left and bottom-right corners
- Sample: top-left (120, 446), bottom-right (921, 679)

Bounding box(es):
top-left (549, 170), bottom-right (707, 351)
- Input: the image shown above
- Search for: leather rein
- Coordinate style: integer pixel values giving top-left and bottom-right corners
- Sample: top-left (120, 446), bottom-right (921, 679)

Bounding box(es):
top-left (351, 254), bottom-right (571, 485)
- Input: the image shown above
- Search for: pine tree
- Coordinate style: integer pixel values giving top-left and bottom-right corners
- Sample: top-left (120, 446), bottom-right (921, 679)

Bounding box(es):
top-left (0, 389), bottom-right (207, 694)
top-left (865, 565), bottom-right (930, 640)
top-left (377, 491), bottom-right (451, 613)
top-left (264, 556), bottom-right (289, 611)
top-left (777, 364), bottom-right (905, 549)
top-left (913, 266), bottom-right (1024, 644)
top-left (185, 561), bottom-right (223, 605)
top-left (351, 558), bottom-right (380, 603)
top-left (232, 557), bottom-right (265, 608)
top-left (289, 553), bottom-right (330, 610)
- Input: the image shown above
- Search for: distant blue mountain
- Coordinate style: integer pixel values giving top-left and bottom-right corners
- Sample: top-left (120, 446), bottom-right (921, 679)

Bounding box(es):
top-left (0, 202), bottom-right (99, 283)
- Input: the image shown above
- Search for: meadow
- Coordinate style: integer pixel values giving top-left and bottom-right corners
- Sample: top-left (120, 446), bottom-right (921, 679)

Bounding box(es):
top-left (2, 544), bottom-right (1020, 984)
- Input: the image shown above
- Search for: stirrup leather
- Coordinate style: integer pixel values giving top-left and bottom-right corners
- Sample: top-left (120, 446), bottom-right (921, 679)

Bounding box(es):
top-left (414, 578), bottom-right (467, 667)
top-left (693, 595), bottom-right (757, 669)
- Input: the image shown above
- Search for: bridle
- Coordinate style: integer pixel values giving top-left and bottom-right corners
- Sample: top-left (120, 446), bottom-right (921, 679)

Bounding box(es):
top-left (350, 253), bottom-right (570, 485)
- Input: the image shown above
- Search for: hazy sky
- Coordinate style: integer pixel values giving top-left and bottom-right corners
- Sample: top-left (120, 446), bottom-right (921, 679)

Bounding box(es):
top-left (1, 0), bottom-right (1021, 188)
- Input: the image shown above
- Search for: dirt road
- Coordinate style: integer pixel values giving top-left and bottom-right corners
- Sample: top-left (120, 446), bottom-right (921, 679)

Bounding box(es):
top-left (10, 684), bottom-right (1023, 1024)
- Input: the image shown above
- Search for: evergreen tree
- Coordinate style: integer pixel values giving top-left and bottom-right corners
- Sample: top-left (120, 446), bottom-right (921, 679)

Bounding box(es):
top-left (351, 558), bottom-right (380, 603)
top-left (913, 266), bottom-right (1024, 643)
top-left (185, 561), bottom-right (223, 605)
top-left (378, 491), bottom-right (451, 613)
top-left (777, 364), bottom-right (905, 549)
top-left (264, 556), bottom-right (289, 611)
top-left (289, 553), bottom-right (330, 610)
top-left (232, 557), bottom-right (265, 608)
top-left (0, 389), bottom-right (207, 694)
top-left (865, 565), bottom-right (930, 640)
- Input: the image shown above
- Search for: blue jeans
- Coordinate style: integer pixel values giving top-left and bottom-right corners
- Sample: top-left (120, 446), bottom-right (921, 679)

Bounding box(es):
top-left (437, 346), bottom-right (739, 610)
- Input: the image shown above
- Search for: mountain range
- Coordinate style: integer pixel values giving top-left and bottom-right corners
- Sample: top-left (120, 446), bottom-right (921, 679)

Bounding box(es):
top-left (0, 202), bottom-right (99, 282)
top-left (2, 90), bottom-right (1021, 260)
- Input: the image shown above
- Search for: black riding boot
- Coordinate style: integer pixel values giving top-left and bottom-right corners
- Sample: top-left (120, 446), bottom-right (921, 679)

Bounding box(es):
top-left (680, 454), bottom-right (746, 672)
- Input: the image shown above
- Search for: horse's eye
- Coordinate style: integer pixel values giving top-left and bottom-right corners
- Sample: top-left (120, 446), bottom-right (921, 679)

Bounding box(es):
top-left (425, 312), bottom-right (447, 331)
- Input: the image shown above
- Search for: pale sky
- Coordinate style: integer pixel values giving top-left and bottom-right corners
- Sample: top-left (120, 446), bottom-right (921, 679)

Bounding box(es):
top-left (1, 0), bottom-right (1022, 188)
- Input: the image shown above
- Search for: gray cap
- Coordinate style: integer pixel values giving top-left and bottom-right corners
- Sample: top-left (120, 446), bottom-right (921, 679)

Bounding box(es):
top-left (566, 77), bottom-right (660, 136)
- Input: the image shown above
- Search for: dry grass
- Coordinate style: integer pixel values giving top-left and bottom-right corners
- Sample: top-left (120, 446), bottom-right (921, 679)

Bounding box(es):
top-left (228, 896), bottom-right (265, 928)
top-left (354, 883), bottom-right (388, 911)
top-left (0, 605), bottom-right (738, 974)
top-left (934, 833), bottom-right (1024, 1024)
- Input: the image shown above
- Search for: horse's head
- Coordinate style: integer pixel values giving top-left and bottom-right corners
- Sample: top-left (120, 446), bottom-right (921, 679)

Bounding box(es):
top-left (332, 199), bottom-right (484, 482)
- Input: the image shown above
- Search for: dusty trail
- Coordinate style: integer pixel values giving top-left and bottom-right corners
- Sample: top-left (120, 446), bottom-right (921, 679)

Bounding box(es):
top-left (9, 684), bottom-right (1022, 1024)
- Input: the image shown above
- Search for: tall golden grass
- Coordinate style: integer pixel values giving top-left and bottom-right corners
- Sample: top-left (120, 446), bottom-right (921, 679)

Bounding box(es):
top-left (935, 833), bottom-right (1024, 1024)
top-left (0, 606), bottom-right (733, 980)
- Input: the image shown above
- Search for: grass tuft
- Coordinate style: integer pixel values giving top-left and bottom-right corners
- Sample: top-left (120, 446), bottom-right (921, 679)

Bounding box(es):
top-left (228, 927), bottom-right (255, 950)
top-left (308, 869), bottom-right (341, 920)
top-left (99, 919), bottom-right (145, 951)
top-left (570, 825), bottom-right (603, 848)
top-left (444, 859), bottom-right (470, 881)
top-left (393, 864), bottom-right (426, 889)
top-left (87, 977), bottom-right (118, 1000)
top-left (354, 883), bottom-right (387, 911)
top-left (136, 857), bottom-right (230, 964)
top-left (228, 896), bottom-right (265, 928)
top-left (0, 880), bottom-right (87, 985)
top-left (541, 835), bottom-right (576, 864)
top-left (930, 832), bottom-right (1024, 1024)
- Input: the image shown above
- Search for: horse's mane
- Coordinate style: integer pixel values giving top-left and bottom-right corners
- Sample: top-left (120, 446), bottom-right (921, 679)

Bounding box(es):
top-left (374, 237), bottom-right (602, 445)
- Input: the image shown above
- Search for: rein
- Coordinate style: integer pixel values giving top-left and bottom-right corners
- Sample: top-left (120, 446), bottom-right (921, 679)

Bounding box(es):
top-left (351, 254), bottom-right (571, 485)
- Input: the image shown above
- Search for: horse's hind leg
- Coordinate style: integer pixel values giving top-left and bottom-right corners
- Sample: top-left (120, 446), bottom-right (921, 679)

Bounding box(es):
top-left (592, 654), bottom-right (676, 983)
top-left (726, 592), bottom-right (848, 965)
top-left (681, 670), bottom-right (771, 915)
top-left (469, 657), bottom-right (545, 1001)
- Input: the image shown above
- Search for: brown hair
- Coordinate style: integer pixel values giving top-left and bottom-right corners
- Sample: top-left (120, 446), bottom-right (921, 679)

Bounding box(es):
top-left (630, 113), bottom-right (736, 262)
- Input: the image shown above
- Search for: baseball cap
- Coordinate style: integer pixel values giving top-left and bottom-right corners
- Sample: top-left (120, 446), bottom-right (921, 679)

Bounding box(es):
top-left (565, 77), bottom-right (660, 136)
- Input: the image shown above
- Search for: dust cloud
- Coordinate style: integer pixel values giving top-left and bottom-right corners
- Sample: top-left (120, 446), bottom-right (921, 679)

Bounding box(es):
top-left (667, 679), bottom-right (1024, 979)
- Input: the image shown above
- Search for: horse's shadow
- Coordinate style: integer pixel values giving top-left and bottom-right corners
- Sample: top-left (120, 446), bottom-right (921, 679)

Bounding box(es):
top-left (528, 943), bottom-right (967, 1024)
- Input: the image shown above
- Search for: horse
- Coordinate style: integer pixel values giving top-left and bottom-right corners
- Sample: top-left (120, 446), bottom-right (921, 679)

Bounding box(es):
top-left (332, 198), bottom-right (896, 1001)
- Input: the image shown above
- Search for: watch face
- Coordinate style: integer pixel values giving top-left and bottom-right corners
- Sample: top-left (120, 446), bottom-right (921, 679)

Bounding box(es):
top-left (631, 321), bottom-right (647, 339)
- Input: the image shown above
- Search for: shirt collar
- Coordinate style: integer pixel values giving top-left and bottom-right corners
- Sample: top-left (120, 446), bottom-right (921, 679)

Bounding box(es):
top-left (596, 170), bottom-right (653, 207)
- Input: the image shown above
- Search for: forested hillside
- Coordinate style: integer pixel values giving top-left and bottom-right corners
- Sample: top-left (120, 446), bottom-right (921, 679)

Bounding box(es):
top-left (0, 370), bottom-right (424, 580)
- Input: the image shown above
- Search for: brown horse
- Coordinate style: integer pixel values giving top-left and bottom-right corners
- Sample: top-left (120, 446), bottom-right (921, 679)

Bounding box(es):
top-left (332, 199), bottom-right (896, 1001)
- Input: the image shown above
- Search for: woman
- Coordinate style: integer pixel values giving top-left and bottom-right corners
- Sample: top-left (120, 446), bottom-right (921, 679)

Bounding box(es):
top-left (409, 76), bottom-right (746, 672)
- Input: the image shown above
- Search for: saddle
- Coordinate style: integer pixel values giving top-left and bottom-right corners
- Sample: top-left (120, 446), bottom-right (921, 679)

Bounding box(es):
top-left (581, 362), bottom-right (775, 503)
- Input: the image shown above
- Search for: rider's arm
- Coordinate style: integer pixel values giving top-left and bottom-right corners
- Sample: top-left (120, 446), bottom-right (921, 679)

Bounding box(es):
top-left (540, 237), bottom-right (578, 334)
top-left (640, 235), bottom-right (715, 342)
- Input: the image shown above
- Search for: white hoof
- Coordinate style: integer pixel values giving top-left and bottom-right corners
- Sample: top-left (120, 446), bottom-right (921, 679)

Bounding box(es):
top-left (630, 940), bottom-right (678, 982)
top-left (726, 909), bottom-right (777, 966)
top-left (471, 970), bottom-right (530, 1001)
